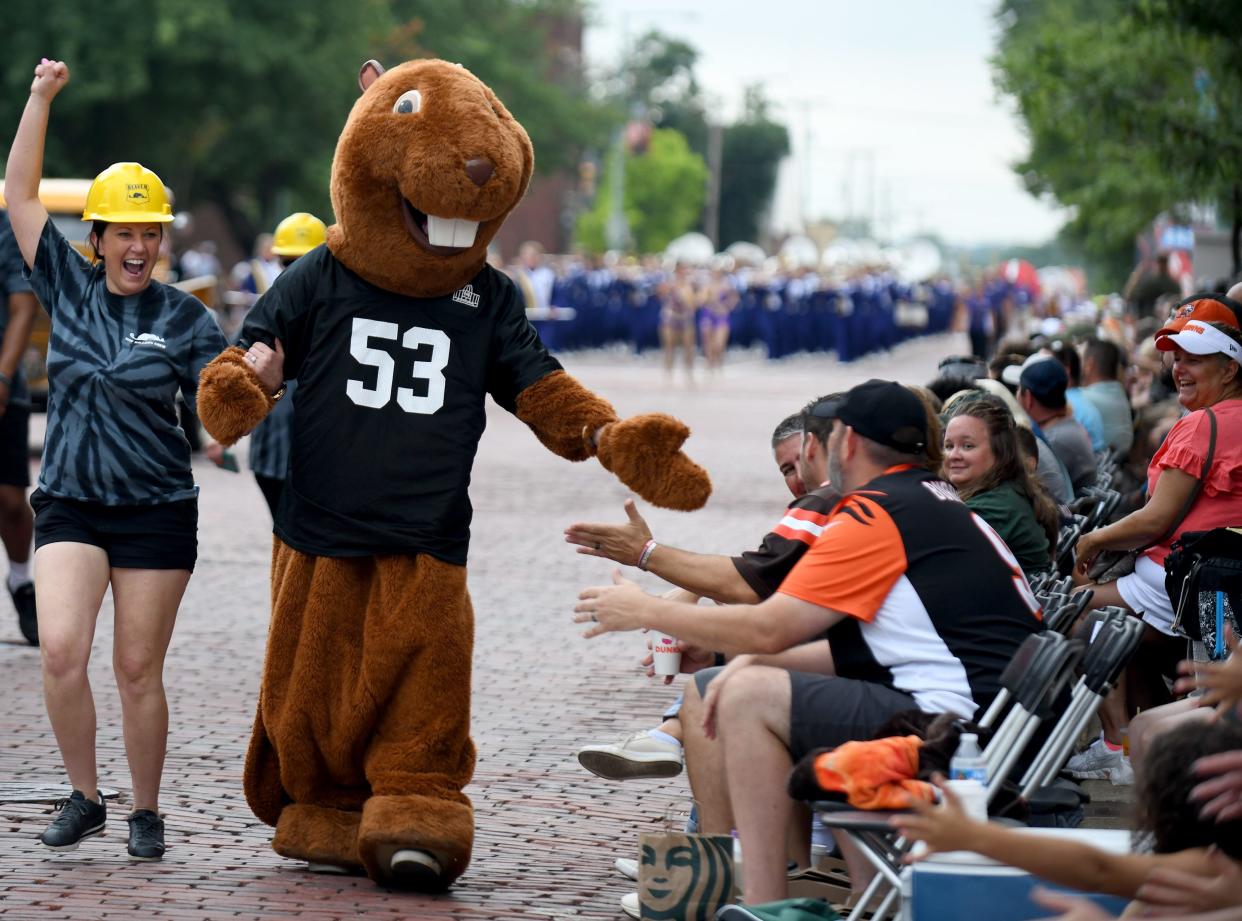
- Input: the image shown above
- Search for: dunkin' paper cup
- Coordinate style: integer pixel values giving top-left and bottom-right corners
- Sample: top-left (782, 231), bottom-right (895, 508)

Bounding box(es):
top-left (652, 634), bottom-right (682, 676)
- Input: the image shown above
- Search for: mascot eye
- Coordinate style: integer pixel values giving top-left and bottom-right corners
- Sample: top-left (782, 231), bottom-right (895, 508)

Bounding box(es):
top-left (393, 90), bottom-right (423, 115)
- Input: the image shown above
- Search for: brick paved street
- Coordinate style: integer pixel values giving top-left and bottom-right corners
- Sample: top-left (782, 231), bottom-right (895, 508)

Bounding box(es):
top-left (0, 336), bottom-right (958, 919)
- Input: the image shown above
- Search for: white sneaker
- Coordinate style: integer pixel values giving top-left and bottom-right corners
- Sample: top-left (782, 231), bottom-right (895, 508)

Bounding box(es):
top-left (620, 891), bottom-right (640, 918)
top-left (1065, 737), bottom-right (1127, 781)
top-left (615, 856), bottom-right (638, 881)
top-left (577, 730), bottom-right (683, 780)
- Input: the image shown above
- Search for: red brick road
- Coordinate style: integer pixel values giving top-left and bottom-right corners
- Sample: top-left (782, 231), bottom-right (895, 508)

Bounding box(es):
top-left (0, 338), bottom-right (954, 919)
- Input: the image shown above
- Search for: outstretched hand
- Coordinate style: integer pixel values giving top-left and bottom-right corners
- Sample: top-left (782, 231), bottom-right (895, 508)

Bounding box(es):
top-left (564, 498), bottom-right (652, 566)
top-left (574, 570), bottom-right (650, 637)
top-left (31, 58), bottom-right (69, 100)
top-left (890, 774), bottom-right (980, 861)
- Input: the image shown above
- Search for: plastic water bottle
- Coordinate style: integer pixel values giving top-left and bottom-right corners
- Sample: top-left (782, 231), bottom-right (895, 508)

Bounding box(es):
top-left (947, 733), bottom-right (989, 822)
top-left (949, 733), bottom-right (987, 783)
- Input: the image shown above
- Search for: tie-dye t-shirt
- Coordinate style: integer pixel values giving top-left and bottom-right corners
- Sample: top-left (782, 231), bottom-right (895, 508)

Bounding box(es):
top-left (24, 219), bottom-right (226, 504)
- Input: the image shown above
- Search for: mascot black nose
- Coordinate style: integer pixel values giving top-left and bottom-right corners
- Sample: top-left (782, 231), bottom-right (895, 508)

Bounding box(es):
top-left (464, 157), bottom-right (495, 187)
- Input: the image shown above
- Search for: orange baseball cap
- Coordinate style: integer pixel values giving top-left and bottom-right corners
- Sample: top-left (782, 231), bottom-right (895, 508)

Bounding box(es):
top-left (1155, 293), bottom-right (1241, 340)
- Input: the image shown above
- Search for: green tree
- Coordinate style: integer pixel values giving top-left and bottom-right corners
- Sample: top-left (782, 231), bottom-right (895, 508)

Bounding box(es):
top-left (575, 127), bottom-right (707, 253)
top-left (993, 0), bottom-right (1242, 288)
top-left (605, 31), bottom-right (788, 249)
top-left (0, 0), bottom-right (605, 248)
top-left (719, 87), bottom-right (789, 246)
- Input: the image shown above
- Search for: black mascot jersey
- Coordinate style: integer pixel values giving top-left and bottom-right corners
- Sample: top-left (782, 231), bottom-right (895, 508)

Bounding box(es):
top-left (240, 246), bottom-right (562, 562)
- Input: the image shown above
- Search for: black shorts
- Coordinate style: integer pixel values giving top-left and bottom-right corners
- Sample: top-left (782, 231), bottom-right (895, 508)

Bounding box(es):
top-left (0, 405), bottom-right (30, 488)
top-left (694, 667), bottom-right (919, 762)
top-left (31, 489), bottom-right (198, 571)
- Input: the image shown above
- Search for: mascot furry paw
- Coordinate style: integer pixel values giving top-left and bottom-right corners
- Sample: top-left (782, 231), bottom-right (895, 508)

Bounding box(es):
top-left (197, 58), bottom-right (710, 890)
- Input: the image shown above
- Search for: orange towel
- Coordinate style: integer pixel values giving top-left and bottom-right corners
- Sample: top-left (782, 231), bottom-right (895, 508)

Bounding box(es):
top-left (812, 735), bottom-right (936, 810)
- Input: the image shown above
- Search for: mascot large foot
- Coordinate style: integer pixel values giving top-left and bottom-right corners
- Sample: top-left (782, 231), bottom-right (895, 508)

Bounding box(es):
top-left (273, 804), bottom-right (363, 873)
top-left (358, 794), bottom-right (473, 891)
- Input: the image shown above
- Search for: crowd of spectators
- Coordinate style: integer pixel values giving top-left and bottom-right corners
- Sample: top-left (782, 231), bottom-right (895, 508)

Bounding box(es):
top-left (567, 275), bottom-right (1242, 919)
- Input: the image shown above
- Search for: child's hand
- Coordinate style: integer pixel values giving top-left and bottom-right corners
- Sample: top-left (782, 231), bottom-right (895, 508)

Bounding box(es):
top-left (31, 58), bottom-right (70, 101)
top-left (1175, 626), bottom-right (1242, 716)
top-left (889, 773), bottom-right (982, 861)
top-left (1029, 887), bottom-right (1117, 921)
top-left (1135, 849), bottom-right (1242, 913)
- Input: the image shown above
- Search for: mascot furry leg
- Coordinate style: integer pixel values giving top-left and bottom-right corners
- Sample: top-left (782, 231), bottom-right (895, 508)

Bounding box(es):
top-left (245, 545), bottom-right (475, 887)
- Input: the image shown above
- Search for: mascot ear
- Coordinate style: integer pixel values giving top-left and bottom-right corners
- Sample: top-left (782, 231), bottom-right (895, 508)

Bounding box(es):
top-left (358, 59), bottom-right (386, 93)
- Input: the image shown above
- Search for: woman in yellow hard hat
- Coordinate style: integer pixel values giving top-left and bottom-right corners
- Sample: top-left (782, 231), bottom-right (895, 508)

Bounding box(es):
top-left (5, 58), bottom-right (230, 861)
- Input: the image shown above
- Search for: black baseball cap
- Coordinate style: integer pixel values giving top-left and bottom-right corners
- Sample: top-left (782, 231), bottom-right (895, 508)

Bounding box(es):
top-left (810, 379), bottom-right (927, 454)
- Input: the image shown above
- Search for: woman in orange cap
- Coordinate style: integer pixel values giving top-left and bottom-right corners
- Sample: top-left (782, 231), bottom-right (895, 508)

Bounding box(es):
top-left (5, 58), bottom-right (232, 860)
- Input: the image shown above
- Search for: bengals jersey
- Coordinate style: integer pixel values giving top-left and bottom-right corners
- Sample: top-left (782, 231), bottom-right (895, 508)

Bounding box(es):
top-left (779, 466), bottom-right (1043, 718)
top-left (240, 247), bottom-right (562, 562)
top-left (731, 485), bottom-right (840, 599)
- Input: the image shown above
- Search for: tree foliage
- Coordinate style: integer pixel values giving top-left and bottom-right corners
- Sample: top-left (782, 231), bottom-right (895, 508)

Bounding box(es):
top-left (719, 87), bottom-right (790, 247)
top-left (595, 30), bottom-right (788, 251)
top-left (575, 127), bottom-right (707, 254)
top-left (993, 0), bottom-right (1242, 287)
top-left (0, 0), bottom-right (606, 246)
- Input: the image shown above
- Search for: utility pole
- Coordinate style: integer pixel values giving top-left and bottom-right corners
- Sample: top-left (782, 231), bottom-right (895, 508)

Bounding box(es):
top-left (703, 116), bottom-right (724, 247)
top-left (606, 17), bottom-right (632, 252)
top-left (605, 122), bottom-right (630, 251)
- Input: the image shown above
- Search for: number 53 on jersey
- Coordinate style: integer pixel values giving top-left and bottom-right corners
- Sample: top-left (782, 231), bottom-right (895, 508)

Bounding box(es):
top-left (346, 318), bottom-right (450, 414)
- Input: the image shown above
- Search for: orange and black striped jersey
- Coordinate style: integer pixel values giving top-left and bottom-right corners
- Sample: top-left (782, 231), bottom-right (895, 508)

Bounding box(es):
top-left (780, 466), bottom-right (1042, 718)
top-left (731, 484), bottom-right (840, 599)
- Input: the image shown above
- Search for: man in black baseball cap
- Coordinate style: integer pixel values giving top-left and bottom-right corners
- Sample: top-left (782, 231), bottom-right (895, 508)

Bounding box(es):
top-left (573, 376), bottom-right (1042, 906)
top-left (809, 379), bottom-right (929, 459)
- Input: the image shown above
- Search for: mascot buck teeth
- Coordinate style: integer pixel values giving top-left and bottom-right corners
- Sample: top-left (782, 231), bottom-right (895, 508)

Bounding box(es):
top-left (196, 58), bottom-right (710, 890)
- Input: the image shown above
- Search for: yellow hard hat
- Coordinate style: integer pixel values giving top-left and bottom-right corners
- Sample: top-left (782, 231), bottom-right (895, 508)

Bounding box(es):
top-left (272, 212), bottom-right (327, 256)
top-left (82, 162), bottom-right (174, 223)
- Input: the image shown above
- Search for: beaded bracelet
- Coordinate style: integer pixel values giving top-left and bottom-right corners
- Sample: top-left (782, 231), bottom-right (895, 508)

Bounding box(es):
top-left (637, 538), bottom-right (658, 571)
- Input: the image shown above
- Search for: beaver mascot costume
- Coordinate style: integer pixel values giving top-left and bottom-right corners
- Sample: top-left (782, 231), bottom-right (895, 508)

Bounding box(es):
top-left (196, 59), bottom-right (710, 891)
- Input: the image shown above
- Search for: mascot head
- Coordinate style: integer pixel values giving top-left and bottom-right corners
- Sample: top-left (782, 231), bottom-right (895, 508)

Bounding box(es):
top-left (326, 59), bottom-right (534, 298)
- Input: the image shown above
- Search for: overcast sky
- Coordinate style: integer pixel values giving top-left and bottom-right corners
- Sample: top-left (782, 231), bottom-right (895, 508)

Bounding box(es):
top-left (583, 0), bottom-right (1068, 246)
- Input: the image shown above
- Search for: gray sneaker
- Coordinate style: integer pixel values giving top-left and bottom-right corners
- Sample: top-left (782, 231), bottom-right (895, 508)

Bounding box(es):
top-left (1065, 737), bottom-right (1132, 783)
top-left (577, 731), bottom-right (682, 780)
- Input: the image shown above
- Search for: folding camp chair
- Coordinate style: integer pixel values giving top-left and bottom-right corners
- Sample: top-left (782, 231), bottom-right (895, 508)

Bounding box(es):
top-left (1020, 613), bottom-right (1144, 800)
top-left (1043, 588), bottom-right (1094, 635)
top-left (803, 631), bottom-right (1086, 921)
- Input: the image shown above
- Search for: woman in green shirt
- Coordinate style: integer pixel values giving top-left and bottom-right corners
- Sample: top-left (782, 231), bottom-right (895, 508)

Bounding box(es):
top-left (942, 396), bottom-right (1058, 575)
